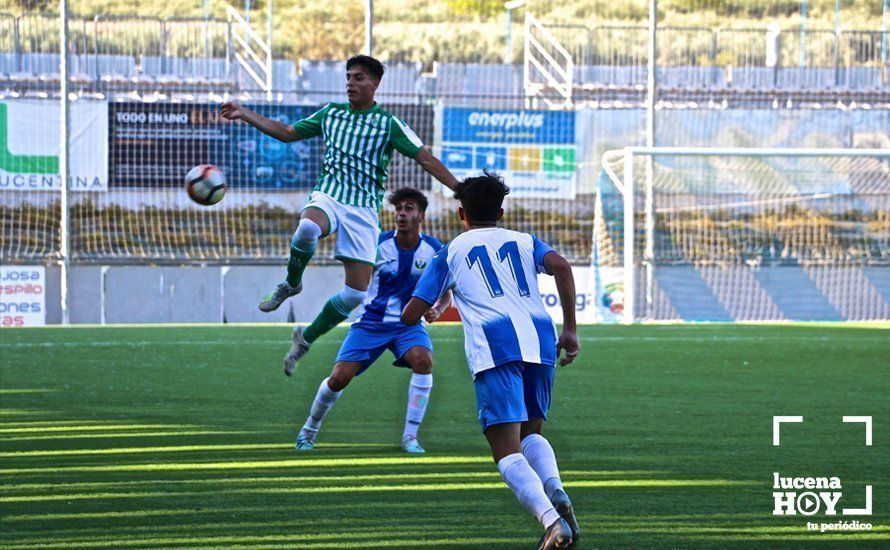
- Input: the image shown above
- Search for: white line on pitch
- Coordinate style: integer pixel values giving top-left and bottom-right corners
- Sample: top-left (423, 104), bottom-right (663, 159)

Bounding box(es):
top-left (2, 335), bottom-right (879, 350)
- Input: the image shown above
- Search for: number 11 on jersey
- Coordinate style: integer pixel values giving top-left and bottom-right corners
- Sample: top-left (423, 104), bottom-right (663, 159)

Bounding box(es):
top-left (466, 241), bottom-right (531, 298)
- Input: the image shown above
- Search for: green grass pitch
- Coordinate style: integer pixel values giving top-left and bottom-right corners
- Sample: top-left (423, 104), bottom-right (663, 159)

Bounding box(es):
top-left (1, 323), bottom-right (888, 548)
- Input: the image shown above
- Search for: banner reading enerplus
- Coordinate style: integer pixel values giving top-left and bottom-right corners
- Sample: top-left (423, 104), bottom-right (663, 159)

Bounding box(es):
top-left (0, 100), bottom-right (108, 192)
top-left (440, 107), bottom-right (576, 198)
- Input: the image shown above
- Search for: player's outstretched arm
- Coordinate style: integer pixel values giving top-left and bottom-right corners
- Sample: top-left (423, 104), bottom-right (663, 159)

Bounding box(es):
top-left (220, 100), bottom-right (299, 143)
top-left (544, 251), bottom-right (580, 366)
top-left (424, 289), bottom-right (454, 323)
top-left (414, 148), bottom-right (459, 190)
top-left (401, 297), bottom-right (432, 326)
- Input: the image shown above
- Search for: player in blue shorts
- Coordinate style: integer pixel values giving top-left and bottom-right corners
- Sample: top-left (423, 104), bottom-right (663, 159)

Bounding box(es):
top-left (293, 188), bottom-right (453, 454)
top-left (402, 171), bottom-right (581, 549)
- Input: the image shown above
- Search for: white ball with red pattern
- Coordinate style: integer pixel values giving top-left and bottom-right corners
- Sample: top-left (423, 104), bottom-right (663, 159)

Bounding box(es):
top-left (185, 164), bottom-right (226, 206)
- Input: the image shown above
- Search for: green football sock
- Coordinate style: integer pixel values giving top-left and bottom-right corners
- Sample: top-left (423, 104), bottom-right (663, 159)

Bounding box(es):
top-left (303, 294), bottom-right (352, 343)
top-left (286, 245), bottom-right (314, 288)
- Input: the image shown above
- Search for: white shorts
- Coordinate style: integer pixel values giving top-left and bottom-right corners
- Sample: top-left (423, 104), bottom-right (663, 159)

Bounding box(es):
top-left (303, 191), bottom-right (380, 266)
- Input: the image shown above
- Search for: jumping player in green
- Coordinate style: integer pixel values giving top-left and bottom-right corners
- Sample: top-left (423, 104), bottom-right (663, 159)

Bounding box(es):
top-left (221, 55), bottom-right (458, 375)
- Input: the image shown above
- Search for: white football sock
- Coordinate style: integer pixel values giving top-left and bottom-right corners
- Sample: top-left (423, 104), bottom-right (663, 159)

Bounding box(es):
top-left (521, 433), bottom-right (565, 500)
top-left (497, 452), bottom-right (562, 528)
top-left (403, 373), bottom-right (433, 439)
top-left (303, 377), bottom-right (342, 431)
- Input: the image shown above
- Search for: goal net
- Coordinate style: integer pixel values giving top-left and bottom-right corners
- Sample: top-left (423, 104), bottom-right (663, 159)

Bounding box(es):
top-left (593, 148), bottom-right (890, 322)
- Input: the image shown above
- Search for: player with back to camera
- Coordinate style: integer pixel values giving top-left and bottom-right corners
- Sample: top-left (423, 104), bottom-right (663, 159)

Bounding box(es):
top-left (292, 188), bottom-right (452, 454)
top-left (220, 55), bottom-right (459, 375)
top-left (401, 171), bottom-right (581, 550)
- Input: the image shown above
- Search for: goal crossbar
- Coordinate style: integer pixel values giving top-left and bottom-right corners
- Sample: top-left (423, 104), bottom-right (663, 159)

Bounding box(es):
top-left (622, 147), bottom-right (890, 158)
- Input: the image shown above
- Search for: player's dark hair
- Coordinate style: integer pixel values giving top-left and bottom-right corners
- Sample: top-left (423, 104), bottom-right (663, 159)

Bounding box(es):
top-left (346, 55), bottom-right (385, 81)
top-left (388, 187), bottom-right (428, 213)
top-left (453, 170), bottom-right (510, 224)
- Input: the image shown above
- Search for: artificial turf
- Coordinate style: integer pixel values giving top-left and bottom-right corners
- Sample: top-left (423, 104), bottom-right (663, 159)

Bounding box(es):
top-left (1, 323), bottom-right (888, 548)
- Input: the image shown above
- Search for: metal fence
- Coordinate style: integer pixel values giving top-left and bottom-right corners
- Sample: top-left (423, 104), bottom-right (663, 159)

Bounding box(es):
top-left (1, 13), bottom-right (887, 98)
top-left (0, 12), bottom-right (888, 269)
top-left (551, 23), bottom-right (888, 85)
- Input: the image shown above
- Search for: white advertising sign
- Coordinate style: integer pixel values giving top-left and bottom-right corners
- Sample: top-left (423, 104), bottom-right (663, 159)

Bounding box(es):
top-left (0, 265), bottom-right (46, 326)
top-left (537, 266), bottom-right (625, 325)
top-left (0, 100), bottom-right (108, 192)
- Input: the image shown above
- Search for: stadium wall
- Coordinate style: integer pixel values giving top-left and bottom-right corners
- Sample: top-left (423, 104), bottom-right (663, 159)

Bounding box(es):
top-left (34, 265), bottom-right (347, 324)
top-left (20, 264), bottom-right (890, 325)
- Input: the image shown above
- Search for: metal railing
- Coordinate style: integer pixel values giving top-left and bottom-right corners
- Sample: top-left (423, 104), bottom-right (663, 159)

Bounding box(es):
top-left (546, 23), bottom-right (888, 86)
top-left (1, 12), bottom-right (886, 93)
top-left (0, 13), bottom-right (234, 72)
top-left (524, 12), bottom-right (574, 105)
top-left (226, 5), bottom-right (271, 99)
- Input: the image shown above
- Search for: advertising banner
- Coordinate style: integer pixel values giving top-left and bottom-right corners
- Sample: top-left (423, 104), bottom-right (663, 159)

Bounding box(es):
top-left (109, 103), bottom-right (320, 189)
top-left (537, 266), bottom-right (622, 325)
top-left (0, 265), bottom-right (46, 327)
top-left (440, 107), bottom-right (577, 198)
top-left (0, 100), bottom-right (108, 192)
top-left (109, 103), bottom-right (435, 190)
top-left (383, 104), bottom-right (435, 190)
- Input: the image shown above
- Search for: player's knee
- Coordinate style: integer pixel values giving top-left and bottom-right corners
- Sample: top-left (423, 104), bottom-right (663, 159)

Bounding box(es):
top-left (520, 419), bottom-right (544, 439)
top-left (328, 368), bottom-right (353, 391)
top-left (337, 285), bottom-right (366, 311)
top-left (409, 351), bottom-right (433, 374)
top-left (292, 218), bottom-right (323, 248)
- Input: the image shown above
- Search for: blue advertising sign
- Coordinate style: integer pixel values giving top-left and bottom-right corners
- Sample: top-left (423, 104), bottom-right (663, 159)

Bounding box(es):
top-left (440, 107), bottom-right (576, 198)
top-left (109, 103), bottom-right (321, 189)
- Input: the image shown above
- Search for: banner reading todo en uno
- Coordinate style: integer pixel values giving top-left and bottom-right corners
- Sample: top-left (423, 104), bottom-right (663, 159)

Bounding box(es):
top-left (440, 107), bottom-right (577, 199)
top-left (107, 103), bottom-right (434, 190)
top-left (0, 100), bottom-right (108, 192)
top-left (0, 265), bottom-right (46, 327)
top-left (108, 103), bottom-right (320, 189)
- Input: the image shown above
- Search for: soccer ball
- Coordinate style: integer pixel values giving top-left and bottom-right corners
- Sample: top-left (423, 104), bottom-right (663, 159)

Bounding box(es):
top-left (185, 164), bottom-right (226, 206)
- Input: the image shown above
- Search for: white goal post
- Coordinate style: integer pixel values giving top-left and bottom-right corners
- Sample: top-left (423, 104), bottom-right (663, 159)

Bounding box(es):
top-left (596, 147), bottom-right (890, 323)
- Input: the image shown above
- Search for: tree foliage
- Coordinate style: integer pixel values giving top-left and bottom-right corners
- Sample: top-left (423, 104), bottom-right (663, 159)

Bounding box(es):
top-left (445, 0), bottom-right (503, 19)
top-left (11, 0), bottom-right (55, 11)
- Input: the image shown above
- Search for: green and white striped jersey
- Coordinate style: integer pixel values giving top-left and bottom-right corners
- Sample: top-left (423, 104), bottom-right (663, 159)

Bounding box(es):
top-left (293, 102), bottom-right (424, 209)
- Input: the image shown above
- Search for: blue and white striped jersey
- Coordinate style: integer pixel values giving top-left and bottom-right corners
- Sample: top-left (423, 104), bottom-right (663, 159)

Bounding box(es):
top-left (412, 227), bottom-right (558, 377)
top-left (354, 230), bottom-right (444, 326)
